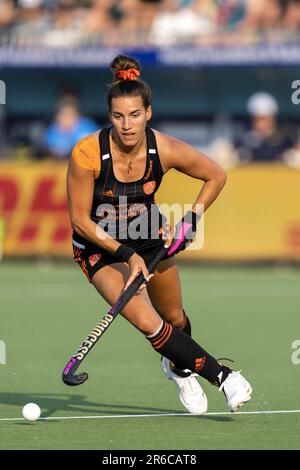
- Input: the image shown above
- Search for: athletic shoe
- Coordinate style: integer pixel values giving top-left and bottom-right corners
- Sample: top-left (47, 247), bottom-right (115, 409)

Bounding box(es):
top-left (218, 370), bottom-right (252, 412)
top-left (161, 357), bottom-right (208, 414)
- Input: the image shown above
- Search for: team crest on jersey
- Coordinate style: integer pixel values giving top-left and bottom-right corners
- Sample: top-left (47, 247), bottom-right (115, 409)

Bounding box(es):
top-left (89, 254), bottom-right (102, 267)
top-left (143, 181), bottom-right (156, 195)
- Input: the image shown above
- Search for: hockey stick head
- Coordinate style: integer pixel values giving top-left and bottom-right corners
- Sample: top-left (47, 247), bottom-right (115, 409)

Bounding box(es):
top-left (62, 357), bottom-right (88, 386)
top-left (62, 371), bottom-right (88, 386)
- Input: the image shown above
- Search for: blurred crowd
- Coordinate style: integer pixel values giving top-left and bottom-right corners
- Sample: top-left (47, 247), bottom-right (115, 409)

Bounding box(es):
top-left (0, 0), bottom-right (299, 47)
top-left (204, 92), bottom-right (300, 169)
top-left (1, 0), bottom-right (300, 167)
top-left (0, 90), bottom-right (300, 168)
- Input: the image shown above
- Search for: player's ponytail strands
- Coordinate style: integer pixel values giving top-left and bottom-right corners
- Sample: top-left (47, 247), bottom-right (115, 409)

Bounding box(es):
top-left (146, 321), bottom-right (224, 383)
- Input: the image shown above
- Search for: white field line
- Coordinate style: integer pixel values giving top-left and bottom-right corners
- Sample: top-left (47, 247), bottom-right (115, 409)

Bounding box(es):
top-left (0, 409), bottom-right (300, 422)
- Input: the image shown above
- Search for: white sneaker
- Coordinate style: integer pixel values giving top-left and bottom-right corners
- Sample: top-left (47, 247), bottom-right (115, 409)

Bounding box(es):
top-left (161, 357), bottom-right (208, 414)
top-left (218, 370), bottom-right (252, 412)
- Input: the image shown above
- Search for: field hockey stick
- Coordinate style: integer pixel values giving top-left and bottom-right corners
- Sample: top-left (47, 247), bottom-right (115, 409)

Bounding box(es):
top-left (62, 245), bottom-right (168, 386)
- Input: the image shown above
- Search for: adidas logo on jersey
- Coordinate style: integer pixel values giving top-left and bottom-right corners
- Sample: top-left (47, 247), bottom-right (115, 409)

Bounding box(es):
top-left (103, 189), bottom-right (115, 197)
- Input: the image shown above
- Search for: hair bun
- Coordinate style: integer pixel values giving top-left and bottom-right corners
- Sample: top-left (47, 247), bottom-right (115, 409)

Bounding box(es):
top-left (107, 54), bottom-right (151, 111)
top-left (110, 55), bottom-right (141, 82)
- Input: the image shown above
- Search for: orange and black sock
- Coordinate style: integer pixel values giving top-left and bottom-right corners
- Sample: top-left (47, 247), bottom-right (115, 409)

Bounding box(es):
top-left (147, 321), bottom-right (226, 384)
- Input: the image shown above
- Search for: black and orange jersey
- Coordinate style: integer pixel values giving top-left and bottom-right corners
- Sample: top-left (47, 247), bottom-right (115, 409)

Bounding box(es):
top-left (72, 126), bottom-right (166, 251)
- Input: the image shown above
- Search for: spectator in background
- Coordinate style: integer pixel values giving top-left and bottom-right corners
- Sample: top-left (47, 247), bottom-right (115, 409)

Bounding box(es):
top-left (72, 0), bottom-right (107, 35)
top-left (12, 0), bottom-right (50, 45)
top-left (148, 0), bottom-right (216, 46)
top-left (206, 92), bottom-right (299, 169)
top-left (42, 0), bottom-right (84, 47)
top-left (217, 0), bottom-right (246, 30)
top-left (43, 98), bottom-right (99, 160)
top-left (0, 0), bottom-right (17, 30)
top-left (242, 0), bottom-right (282, 30)
top-left (234, 92), bottom-right (297, 163)
top-left (282, 0), bottom-right (300, 30)
top-left (137, 0), bottom-right (163, 32)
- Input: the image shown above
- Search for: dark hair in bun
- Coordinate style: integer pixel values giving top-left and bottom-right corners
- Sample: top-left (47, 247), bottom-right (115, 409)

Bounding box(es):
top-left (107, 55), bottom-right (152, 112)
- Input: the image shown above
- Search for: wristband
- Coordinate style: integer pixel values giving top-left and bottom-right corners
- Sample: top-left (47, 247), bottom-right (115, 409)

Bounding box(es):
top-left (114, 244), bottom-right (135, 262)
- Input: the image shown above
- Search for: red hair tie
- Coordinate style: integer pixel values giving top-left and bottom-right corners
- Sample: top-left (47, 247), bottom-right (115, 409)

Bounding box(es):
top-left (116, 69), bottom-right (140, 81)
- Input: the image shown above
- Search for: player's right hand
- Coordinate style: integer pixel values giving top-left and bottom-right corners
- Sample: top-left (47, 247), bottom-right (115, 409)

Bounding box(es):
top-left (124, 253), bottom-right (153, 292)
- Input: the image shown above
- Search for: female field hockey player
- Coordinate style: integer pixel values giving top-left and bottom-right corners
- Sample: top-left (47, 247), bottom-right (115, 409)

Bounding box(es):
top-left (67, 55), bottom-right (252, 414)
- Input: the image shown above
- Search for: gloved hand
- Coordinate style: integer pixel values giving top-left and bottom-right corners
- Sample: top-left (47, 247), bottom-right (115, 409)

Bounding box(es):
top-left (167, 211), bottom-right (201, 256)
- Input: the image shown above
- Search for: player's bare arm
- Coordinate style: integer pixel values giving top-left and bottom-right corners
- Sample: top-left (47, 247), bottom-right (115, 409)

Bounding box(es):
top-left (155, 130), bottom-right (227, 215)
top-left (67, 156), bottom-right (120, 253)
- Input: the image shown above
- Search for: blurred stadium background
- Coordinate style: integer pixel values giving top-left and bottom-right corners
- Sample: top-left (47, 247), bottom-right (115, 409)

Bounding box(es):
top-left (1, 0), bottom-right (300, 451)
top-left (0, 0), bottom-right (300, 261)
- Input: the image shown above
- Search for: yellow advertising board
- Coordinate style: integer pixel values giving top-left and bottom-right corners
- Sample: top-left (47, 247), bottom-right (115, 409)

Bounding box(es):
top-left (0, 161), bottom-right (71, 256)
top-left (0, 161), bottom-right (299, 260)
top-left (157, 164), bottom-right (300, 261)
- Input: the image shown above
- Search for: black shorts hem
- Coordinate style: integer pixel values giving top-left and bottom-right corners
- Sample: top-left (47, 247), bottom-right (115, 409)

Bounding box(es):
top-left (73, 240), bottom-right (174, 283)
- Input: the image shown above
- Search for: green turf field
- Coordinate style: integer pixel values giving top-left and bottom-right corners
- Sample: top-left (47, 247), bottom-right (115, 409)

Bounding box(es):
top-left (0, 261), bottom-right (299, 450)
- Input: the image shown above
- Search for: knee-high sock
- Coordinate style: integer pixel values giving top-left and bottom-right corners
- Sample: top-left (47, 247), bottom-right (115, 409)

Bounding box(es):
top-left (173, 309), bottom-right (192, 373)
top-left (181, 309), bottom-right (191, 337)
top-left (147, 321), bottom-right (227, 383)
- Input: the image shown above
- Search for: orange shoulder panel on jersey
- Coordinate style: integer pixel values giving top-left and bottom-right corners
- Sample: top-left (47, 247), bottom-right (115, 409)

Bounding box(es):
top-left (71, 132), bottom-right (101, 171)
